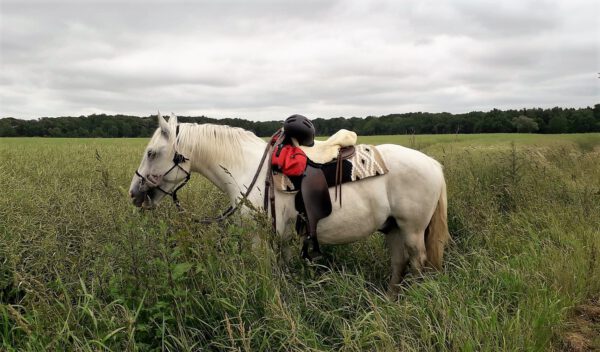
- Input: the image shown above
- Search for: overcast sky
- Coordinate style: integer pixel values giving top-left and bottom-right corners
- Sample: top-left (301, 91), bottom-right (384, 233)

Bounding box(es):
top-left (1, 0), bottom-right (598, 121)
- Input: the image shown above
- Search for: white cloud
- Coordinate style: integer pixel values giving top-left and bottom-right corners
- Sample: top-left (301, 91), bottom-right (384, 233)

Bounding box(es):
top-left (0, 0), bottom-right (598, 120)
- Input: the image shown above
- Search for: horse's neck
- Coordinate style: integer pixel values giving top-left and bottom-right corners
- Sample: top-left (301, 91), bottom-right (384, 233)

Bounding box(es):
top-left (182, 125), bottom-right (267, 206)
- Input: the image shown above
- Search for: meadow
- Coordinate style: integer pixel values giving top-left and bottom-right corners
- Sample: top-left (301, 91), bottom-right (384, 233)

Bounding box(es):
top-left (1, 133), bottom-right (599, 351)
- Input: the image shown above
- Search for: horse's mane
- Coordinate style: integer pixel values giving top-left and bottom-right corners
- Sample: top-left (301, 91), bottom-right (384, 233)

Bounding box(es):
top-left (176, 123), bottom-right (265, 168)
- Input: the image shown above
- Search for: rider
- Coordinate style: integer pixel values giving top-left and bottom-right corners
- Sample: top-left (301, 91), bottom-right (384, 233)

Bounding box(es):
top-left (278, 115), bottom-right (327, 259)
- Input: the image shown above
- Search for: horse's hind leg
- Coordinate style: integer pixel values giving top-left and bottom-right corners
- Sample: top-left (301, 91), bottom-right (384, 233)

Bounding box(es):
top-left (385, 229), bottom-right (409, 297)
top-left (404, 229), bottom-right (427, 276)
top-left (391, 214), bottom-right (429, 277)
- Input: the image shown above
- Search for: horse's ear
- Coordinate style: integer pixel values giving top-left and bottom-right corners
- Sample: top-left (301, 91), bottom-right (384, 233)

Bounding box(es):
top-left (157, 111), bottom-right (171, 138)
top-left (169, 113), bottom-right (178, 127)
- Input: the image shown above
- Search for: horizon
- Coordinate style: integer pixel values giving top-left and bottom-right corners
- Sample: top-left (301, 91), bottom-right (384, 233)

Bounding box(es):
top-left (1, 104), bottom-right (597, 122)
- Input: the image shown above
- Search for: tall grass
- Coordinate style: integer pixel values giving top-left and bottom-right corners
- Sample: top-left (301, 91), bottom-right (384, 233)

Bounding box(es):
top-left (1, 134), bottom-right (599, 351)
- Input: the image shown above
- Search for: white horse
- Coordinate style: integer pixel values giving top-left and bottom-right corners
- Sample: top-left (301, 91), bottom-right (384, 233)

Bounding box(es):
top-left (129, 113), bottom-right (451, 294)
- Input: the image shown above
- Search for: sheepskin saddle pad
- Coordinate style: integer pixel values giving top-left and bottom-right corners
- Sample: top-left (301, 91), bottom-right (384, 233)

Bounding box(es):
top-left (293, 129), bottom-right (358, 164)
top-left (273, 144), bottom-right (389, 193)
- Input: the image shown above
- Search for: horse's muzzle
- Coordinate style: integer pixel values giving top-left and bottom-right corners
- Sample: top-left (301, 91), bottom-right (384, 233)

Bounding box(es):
top-left (130, 182), bottom-right (151, 208)
top-left (131, 192), bottom-right (146, 207)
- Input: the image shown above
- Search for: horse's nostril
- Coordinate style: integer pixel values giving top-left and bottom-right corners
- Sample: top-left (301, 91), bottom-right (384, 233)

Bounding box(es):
top-left (129, 191), bottom-right (134, 198)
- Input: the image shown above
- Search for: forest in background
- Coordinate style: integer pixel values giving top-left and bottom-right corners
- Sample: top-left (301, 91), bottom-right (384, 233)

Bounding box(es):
top-left (1, 105), bottom-right (599, 137)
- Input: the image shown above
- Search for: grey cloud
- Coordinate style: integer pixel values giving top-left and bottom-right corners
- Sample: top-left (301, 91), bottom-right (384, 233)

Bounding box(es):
top-left (1, 0), bottom-right (597, 120)
top-left (453, 0), bottom-right (560, 37)
top-left (404, 0), bottom-right (560, 39)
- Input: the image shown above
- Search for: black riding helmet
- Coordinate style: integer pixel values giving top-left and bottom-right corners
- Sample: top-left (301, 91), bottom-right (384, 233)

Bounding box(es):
top-left (283, 114), bottom-right (315, 146)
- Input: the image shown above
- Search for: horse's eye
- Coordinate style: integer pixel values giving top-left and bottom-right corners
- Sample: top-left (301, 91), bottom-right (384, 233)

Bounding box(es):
top-left (147, 150), bottom-right (155, 159)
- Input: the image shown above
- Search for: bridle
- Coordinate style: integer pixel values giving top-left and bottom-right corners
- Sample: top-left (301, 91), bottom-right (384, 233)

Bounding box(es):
top-left (135, 125), bottom-right (282, 224)
top-left (135, 125), bottom-right (190, 209)
top-left (135, 151), bottom-right (190, 208)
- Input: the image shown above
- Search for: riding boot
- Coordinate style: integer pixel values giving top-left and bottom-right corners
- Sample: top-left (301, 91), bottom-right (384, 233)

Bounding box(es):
top-left (301, 235), bottom-right (323, 261)
top-left (309, 235), bottom-right (323, 260)
top-left (301, 237), bottom-right (310, 259)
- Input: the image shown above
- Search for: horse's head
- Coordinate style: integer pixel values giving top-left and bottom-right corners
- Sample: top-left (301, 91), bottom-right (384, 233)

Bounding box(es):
top-left (129, 112), bottom-right (190, 209)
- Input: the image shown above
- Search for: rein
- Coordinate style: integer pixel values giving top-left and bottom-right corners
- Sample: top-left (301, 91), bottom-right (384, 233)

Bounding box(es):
top-left (187, 129), bottom-right (280, 224)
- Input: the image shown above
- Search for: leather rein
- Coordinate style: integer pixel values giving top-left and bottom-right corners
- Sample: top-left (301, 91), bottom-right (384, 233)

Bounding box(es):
top-left (136, 125), bottom-right (281, 225)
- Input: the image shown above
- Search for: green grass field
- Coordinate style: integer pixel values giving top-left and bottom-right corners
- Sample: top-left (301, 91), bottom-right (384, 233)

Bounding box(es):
top-left (1, 133), bottom-right (599, 351)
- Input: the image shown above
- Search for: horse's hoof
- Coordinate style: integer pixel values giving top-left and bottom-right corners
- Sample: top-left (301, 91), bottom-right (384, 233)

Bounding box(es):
top-left (300, 249), bottom-right (324, 262)
top-left (308, 250), bottom-right (324, 262)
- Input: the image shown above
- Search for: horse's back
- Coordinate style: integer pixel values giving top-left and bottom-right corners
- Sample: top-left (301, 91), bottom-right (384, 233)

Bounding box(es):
top-left (376, 144), bottom-right (442, 176)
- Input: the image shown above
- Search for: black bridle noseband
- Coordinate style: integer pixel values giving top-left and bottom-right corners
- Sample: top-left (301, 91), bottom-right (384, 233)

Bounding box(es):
top-left (135, 151), bottom-right (190, 208)
top-left (135, 125), bottom-right (190, 208)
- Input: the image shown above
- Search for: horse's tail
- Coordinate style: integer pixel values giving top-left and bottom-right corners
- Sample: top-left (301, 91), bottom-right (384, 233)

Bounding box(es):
top-left (425, 175), bottom-right (451, 270)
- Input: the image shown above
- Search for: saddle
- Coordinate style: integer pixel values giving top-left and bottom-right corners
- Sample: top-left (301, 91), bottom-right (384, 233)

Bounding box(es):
top-left (266, 128), bottom-right (386, 260)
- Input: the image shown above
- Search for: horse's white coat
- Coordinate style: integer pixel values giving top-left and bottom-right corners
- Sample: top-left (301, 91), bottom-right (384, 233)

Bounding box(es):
top-left (130, 114), bottom-right (450, 294)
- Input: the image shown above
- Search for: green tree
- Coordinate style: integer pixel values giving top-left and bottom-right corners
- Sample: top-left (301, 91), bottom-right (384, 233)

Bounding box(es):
top-left (0, 119), bottom-right (16, 136)
top-left (512, 115), bottom-right (539, 133)
top-left (548, 114), bottom-right (568, 133)
top-left (47, 127), bottom-right (63, 137)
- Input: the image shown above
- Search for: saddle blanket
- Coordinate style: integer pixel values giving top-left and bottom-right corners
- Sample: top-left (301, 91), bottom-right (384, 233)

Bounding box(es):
top-left (273, 144), bottom-right (389, 192)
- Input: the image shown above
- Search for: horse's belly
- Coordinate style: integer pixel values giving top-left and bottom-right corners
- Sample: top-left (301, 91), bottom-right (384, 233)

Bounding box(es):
top-left (316, 215), bottom-right (379, 244)
top-left (314, 178), bottom-right (390, 245)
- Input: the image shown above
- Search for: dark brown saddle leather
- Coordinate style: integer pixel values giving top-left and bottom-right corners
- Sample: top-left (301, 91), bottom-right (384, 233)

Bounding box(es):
top-left (337, 145), bottom-right (356, 160)
top-left (298, 146), bottom-right (355, 259)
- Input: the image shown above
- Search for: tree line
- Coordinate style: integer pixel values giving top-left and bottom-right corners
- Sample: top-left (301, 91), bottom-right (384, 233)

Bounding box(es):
top-left (1, 105), bottom-right (599, 138)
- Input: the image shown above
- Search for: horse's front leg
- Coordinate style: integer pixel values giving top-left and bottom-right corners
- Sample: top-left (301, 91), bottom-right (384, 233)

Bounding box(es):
top-left (275, 201), bottom-right (296, 266)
